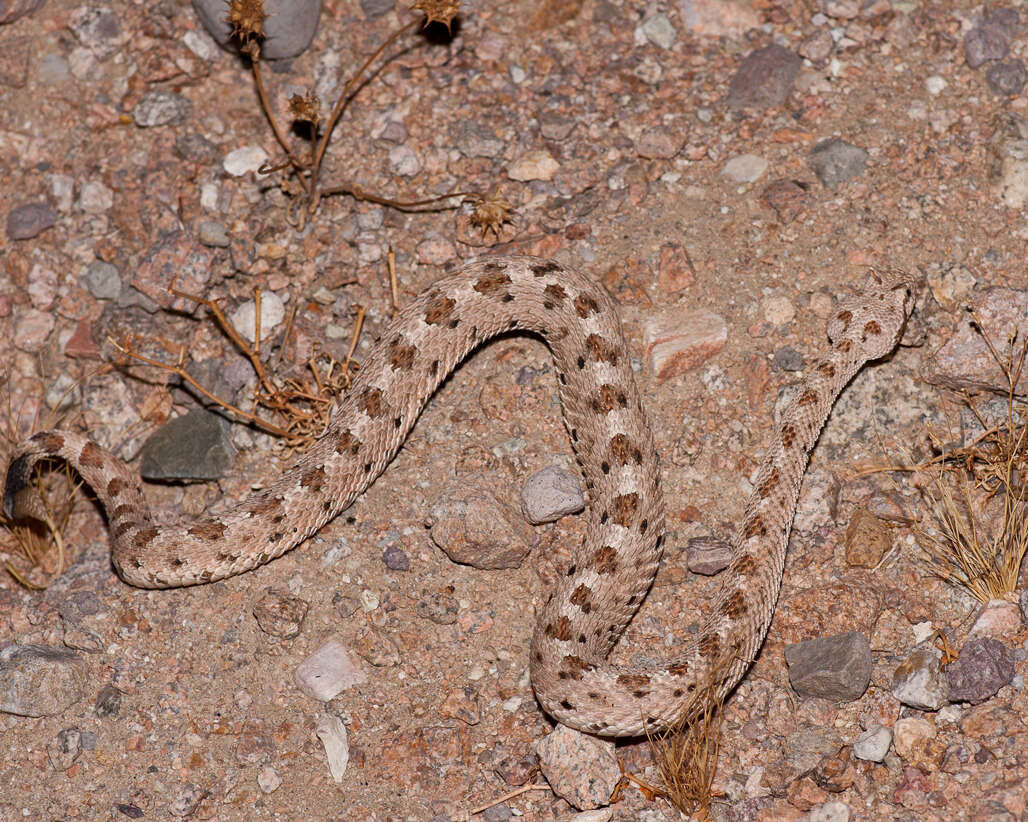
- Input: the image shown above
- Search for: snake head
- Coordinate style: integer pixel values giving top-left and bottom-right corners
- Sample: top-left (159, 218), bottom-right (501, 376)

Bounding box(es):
top-left (827, 268), bottom-right (916, 361)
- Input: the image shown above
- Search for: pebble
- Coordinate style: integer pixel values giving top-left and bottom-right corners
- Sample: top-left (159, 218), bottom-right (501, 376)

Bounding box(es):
top-left (223, 144), bottom-right (269, 176)
top-left (193, 0), bottom-right (322, 59)
top-left (428, 477), bottom-right (537, 569)
top-left (891, 646), bottom-right (948, 711)
top-left (293, 640), bottom-right (366, 701)
top-left (722, 153), bottom-right (768, 184)
top-left (6, 201), bottom-right (57, 240)
top-left (761, 178), bottom-right (812, 223)
top-left (639, 12), bottom-right (676, 49)
top-left (44, 372), bottom-right (82, 412)
top-left (27, 262), bottom-right (57, 310)
top-left (806, 802), bottom-right (851, 822)
top-left (636, 126), bottom-right (684, 160)
top-left (47, 727), bottom-right (83, 771)
top-left (361, 0), bottom-right (394, 18)
top-left (14, 307), bottom-right (55, 352)
top-left (807, 138), bottom-right (868, 188)
top-left (168, 784), bottom-right (205, 817)
top-left (784, 631), bottom-right (872, 701)
top-left (852, 723), bottom-right (892, 762)
top-left (452, 119), bottom-right (505, 157)
top-left (67, 5), bottom-right (124, 57)
top-left (197, 219), bottom-right (230, 247)
top-left (230, 289), bottom-right (285, 342)
top-left (843, 509), bottom-right (892, 568)
top-left (726, 44), bottom-right (802, 110)
top-left (799, 28), bottom-right (834, 62)
top-left (773, 346), bottom-right (805, 372)
top-left (534, 725), bottom-right (619, 810)
top-left (762, 295), bottom-right (796, 325)
top-left (567, 811), bottom-right (613, 822)
top-left (381, 545), bottom-right (409, 571)
top-left (520, 465), bottom-right (585, 524)
top-left (947, 636), bottom-right (1015, 705)
top-left (257, 764), bottom-right (282, 793)
top-left (924, 75), bottom-right (947, 96)
top-left (1020, 588), bottom-right (1028, 621)
top-left (924, 261), bottom-right (976, 311)
top-left (139, 409), bottom-right (235, 481)
top-left (387, 144), bottom-right (421, 176)
top-left (685, 535), bottom-right (733, 575)
top-left (252, 591), bottom-right (309, 639)
top-left (315, 714), bottom-right (349, 783)
top-left (94, 684), bottom-right (122, 717)
top-left (132, 91), bottom-right (192, 127)
top-left (414, 587), bottom-right (459, 624)
top-left (355, 625), bottom-right (400, 667)
top-left (643, 306), bottom-right (727, 383)
top-left (175, 132), bottom-right (220, 164)
top-left (508, 149), bottom-right (559, 181)
top-left (964, 21), bottom-right (1011, 69)
top-left (986, 59), bottom-right (1028, 96)
top-left (83, 260), bottom-right (122, 300)
top-left (892, 717), bottom-right (936, 760)
top-left (0, 644), bottom-right (87, 717)
top-left (0, 0), bottom-right (46, 25)
top-left (416, 236), bottom-right (455, 265)
top-left (968, 598), bottom-right (1022, 637)
top-left (77, 180), bottom-right (113, 214)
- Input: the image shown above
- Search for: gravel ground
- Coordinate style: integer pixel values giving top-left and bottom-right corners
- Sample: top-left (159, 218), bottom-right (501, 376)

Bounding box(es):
top-left (1, 0), bottom-right (1028, 820)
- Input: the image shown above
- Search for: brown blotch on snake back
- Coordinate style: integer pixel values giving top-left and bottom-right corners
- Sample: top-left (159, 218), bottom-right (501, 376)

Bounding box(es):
top-left (543, 283), bottom-right (568, 308)
top-left (798, 389), bottom-right (819, 407)
top-left (545, 616), bottom-right (573, 642)
top-left (591, 385), bottom-right (627, 414)
top-left (531, 261), bottom-right (561, 277)
top-left (617, 673), bottom-right (652, 698)
top-left (424, 295), bottom-right (457, 325)
top-left (574, 293), bottom-right (600, 318)
top-left (719, 589), bottom-right (748, 620)
top-left (698, 632), bottom-right (721, 660)
top-left (742, 514), bottom-right (767, 540)
top-left (388, 340), bottom-right (416, 370)
top-left (133, 526), bottom-right (160, 550)
top-left (246, 494), bottom-right (282, 516)
top-left (668, 660), bottom-right (690, 677)
top-left (80, 441), bottom-right (104, 469)
top-left (757, 468), bottom-right (780, 500)
top-left (359, 388), bottom-right (388, 419)
top-left (836, 309), bottom-right (853, 329)
top-left (863, 319), bottom-right (882, 338)
top-left (611, 493), bottom-right (639, 527)
top-left (111, 504), bottom-right (133, 521)
top-left (569, 584), bottom-right (593, 613)
top-left (300, 466), bottom-right (326, 491)
top-left (585, 334), bottom-right (618, 365)
top-left (107, 477), bottom-right (125, 497)
top-left (733, 553), bottom-right (759, 577)
top-left (609, 434), bottom-right (643, 465)
top-left (188, 521), bottom-right (227, 541)
top-left (817, 361), bottom-right (836, 379)
top-left (592, 545), bottom-right (619, 574)
top-left (836, 339), bottom-right (852, 353)
top-left (472, 271), bottom-right (512, 295)
top-left (31, 431), bottom-right (65, 451)
top-left (781, 423), bottom-right (797, 449)
top-left (335, 430), bottom-right (361, 456)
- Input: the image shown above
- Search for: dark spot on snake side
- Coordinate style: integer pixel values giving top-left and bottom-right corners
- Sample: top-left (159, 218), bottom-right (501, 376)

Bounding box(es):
top-left (566, 564), bottom-right (577, 576)
top-left (601, 461), bottom-right (610, 474)
top-left (577, 356), bottom-right (586, 369)
top-left (559, 699), bottom-right (574, 711)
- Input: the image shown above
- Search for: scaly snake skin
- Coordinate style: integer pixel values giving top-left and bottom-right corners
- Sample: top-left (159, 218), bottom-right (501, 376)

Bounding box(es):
top-left (3, 256), bottom-right (913, 736)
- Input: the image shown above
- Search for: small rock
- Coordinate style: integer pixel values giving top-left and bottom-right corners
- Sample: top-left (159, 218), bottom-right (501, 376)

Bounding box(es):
top-left (892, 717), bottom-right (936, 761)
top-left (27, 262), bottom-right (57, 310)
top-left (451, 119), bottom-right (505, 158)
top-left (438, 685), bottom-right (482, 725)
top-left (636, 126), bottom-right (685, 160)
top-left (354, 625), bottom-right (401, 667)
top-left (785, 631), bottom-right (873, 701)
top-left (197, 220), bottom-right (230, 247)
top-left (388, 144), bottom-right (421, 176)
top-left (223, 145), bottom-right (269, 177)
top-left (763, 295), bottom-right (796, 326)
top-left (6, 201), bottom-right (57, 240)
top-left (94, 684), bottom-right (123, 717)
top-left (132, 91), bottom-right (192, 127)
top-left (807, 138), bottom-right (868, 188)
top-left (175, 132), bottom-right (220, 164)
top-left (168, 784), bottom-right (205, 817)
top-left (852, 723), bottom-right (892, 762)
top-left (925, 262), bottom-right (976, 311)
top-left (68, 5), bottom-right (124, 57)
top-left (415, 587), bottom-right (459, 624)
top-left (656, 243), bottom-right (695, 293)
top-left (761, 178), bottom-right (812, 223)
top-left (360, 0), bottom-right (394, 18)
top-left (806, 801), bottom-right (851, 822)
top-left (83, 260), bottom-right (122, 301)
top-left (294, 640), bottom-right (366, 701)
top-left (686, 535), bottom-right (733, 575)
top-left (14, 308), bottom-right (55, 353)
top-left (139, 409), bottom-right (235, 481)
top-left (539, 112), bottom-right (577, 141)
top-left (726, 44), bottom-right (802, 110)
top-left (639, 12), bottom-right (676, 49)
top-left (986, 59), bottom-right (1028, 96)
top-left (924, 75), bottom-right (947, 96)
top-left (946, 636), bottom-right (1015, 704)
top-left (47, 727), bottom-right (82, 771)
top-left (257, 764), bottom-right (282, 793)
top-left (964, 23), bottom-right (1011, 69)
top-left (253, 591), bottom-right (309, 639)
top-left (891, 646), bottom-right (948, 711)
top-left (382, 545), bottom-right (409, 571)
top-left (643, 306), bottom-right (727, 383)
top-left (843, 509), bottom-right (892, 569)
top-left (315, 714), bottom-right (349, 783)
top-left (773, 346), bottom-right (805, 372)
top-left (508, 150), bottom-right (559, 181)
top-left (798, 28), bottom-right (833, 61)
top-left (429, 477), bottom-right (537, 569)
top-left (969, 598), bottom-right (1022, 637)
top-left (77, 180), bottom-right (113, 214)
top-left (521, 466), bottom-right (585, 524)
top-left (230, 289), bottom-right (285, 342)
top-left (722, 153), bottom-right (768, 184)
top-left (192, 0), bottom-right (321, 59)
top-left (0, 644), bottom-right (87, 717)
top-left (534, 725), bottom-right (619, 810)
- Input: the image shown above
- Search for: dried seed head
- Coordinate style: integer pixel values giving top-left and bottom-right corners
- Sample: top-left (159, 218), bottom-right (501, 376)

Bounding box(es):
top-left (470, 189), bottom-right (514, 237)
top-left (289, 91), bottom-right (321, 124)
top-left (225, 0), bottom-right (267, 42)
top-left (412, 0), bottom-right (460, 29)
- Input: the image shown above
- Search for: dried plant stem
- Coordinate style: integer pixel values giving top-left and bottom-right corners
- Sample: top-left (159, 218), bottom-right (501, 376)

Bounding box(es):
top-left (317, 182), bottom-right (479, 211)
top-left (251, 58), bottom-right (307, 178)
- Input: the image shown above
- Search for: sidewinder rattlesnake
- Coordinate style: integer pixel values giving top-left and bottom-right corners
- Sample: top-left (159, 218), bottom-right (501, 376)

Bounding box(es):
top-left (3, 256), bottom-right (913, 736)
